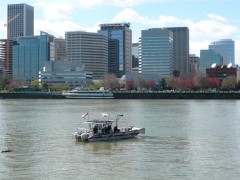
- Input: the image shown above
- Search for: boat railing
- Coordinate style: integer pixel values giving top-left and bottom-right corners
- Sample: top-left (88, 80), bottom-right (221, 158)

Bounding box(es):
top-left (77, 128), bottom-right (89, 133)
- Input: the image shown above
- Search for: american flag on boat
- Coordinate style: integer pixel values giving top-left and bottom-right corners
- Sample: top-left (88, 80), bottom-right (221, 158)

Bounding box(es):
top-left (82, 112), bottom-right (88, 119)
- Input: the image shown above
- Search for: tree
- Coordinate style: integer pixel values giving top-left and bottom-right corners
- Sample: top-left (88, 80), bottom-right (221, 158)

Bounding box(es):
top-left (237, 79), bottom-right (240, 89)
top-left (165, 76), bottom-right (174, 89)
top-left (140, 79), bottom-right (147, 89)
top-left (161, 78), bottom-right (166, 90)
top-left (206, 77), bottom-right (221, 88)
top-left (146, 80), bottom-right (155, 90)
top-left (41, 83), bottom-right (49, 91)
top-left (198, 76), bottom-right (208, 89)
top-left (180, 79), bottom-right (195, 89)
top-left (31, 79), bottom-right (39, 87)
top-left (125, 80), bottom-right (135, 90)
top-left (102, 74), bottom-right (120, 90)
top-left (221, 76), bottom-right (237, 90)
top-left (86, 83), bottom-right (103, 90)
top-left (0, 78), bottom-right (8, 90)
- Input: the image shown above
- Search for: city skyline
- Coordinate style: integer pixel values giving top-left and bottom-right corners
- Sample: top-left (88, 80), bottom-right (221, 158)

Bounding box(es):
top-left (0, 0), bottom-right (239, 64)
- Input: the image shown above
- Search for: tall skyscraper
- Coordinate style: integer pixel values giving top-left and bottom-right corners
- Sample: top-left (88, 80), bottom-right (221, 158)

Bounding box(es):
top-left (7, 3), bottom-right (34, 40)
top-left (65, 31), bottom-right (108, 80)
top-left (98, 23), bottom-right (132, 78)
top-left (139, 28), bottom-right (173, 79)
top-left (166, 27), bottom-right (189, 78)
top-left (4, 3), bottom-right (34, 77)
top-left (209, 39), bottom-right (235, 66)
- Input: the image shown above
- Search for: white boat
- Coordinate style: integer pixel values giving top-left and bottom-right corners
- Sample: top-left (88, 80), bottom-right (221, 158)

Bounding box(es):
top-left (62, 87), bottom-right (114, 99)
top-left (74, 114), bottom-right (145, 142)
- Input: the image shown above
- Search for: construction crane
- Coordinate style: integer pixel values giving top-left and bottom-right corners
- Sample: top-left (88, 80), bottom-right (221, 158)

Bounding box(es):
top-left (4, 13), bottom-right (20, 76)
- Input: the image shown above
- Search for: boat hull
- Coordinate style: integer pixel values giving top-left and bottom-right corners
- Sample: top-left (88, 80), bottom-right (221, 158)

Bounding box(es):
top-left (64, 95), bottom-right (114, 99)
top-left (62, 90), bottom-right (114, 99)
top-left (75, 130), bottom-right (141, 142)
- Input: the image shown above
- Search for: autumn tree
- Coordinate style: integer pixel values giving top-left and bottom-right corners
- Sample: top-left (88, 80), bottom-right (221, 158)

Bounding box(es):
top-left (206, 77), bottom-right (221, 88)
top-left (198, 76), bottom-right (208, 89)
top-left (165, 76), bottom-right (174, 89)
top-left (221, 76), bottom-right (237, 90)
top-left (125, 80), bottom-right (135, 90)
top-left (179, 79), bottom-right (195, 89)
top-left (140, 79), bottom-right (147, 89)
top-left (101, 74), bottom-right (120, 90)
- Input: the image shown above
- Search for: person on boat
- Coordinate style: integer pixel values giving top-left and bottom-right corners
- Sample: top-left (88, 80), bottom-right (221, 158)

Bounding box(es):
top-left (93, 125), bottom-right (98, 134)
top-left (106, 125), bottom-right (111, 133)
top-left (114, 126), bottom-right (118, 133)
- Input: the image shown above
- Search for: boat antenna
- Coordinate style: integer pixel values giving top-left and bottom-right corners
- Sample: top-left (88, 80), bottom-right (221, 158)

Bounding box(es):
top-left (116, 115), bottom-right (123, 127)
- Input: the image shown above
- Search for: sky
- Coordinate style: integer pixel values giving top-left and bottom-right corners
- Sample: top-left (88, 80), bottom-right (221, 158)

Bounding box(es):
top-left (0, 0), bottom-right (240, 64)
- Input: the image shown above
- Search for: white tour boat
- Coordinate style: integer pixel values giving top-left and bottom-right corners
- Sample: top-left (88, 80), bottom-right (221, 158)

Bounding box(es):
top-left (74, 114), bottom-right (145, 142)
top-left (62, 87), bottom-right (114, 99)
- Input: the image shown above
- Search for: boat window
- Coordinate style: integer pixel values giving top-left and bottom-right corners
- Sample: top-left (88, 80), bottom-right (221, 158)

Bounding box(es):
top-left (98, 124), bottom-right (102, 130)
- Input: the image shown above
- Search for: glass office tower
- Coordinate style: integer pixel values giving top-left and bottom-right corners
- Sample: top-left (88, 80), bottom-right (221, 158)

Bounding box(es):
top-left (12, 32), bottom-right (53, 82)
top-left (200, 49), bottom-right (223, 74)
top-left (209, 39), bottom-right (235, 66)
top-left (139, 28), bottom-right (173, 79)
top-left (98, 23), bottom-right (132, 78)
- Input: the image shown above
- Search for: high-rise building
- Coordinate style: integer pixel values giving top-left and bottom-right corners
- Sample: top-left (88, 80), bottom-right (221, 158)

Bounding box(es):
top-left (0, 39), bottom-right (9, 76)
top-left (65, 31), bottom-right (108, 80)
top-left (199, 49), bottom-right (223, 74)
top-left (189, 54), bottom-right (199, 80)
top-left (98, 23), bottom-right (132, 78)
top-left (132, 43), bottom-right (139, 69)
top-left (4, 3), bottom-right (34, 77)
top-left (12, 32), bottom-right (53, 82)
top-left (139, 28), bottom-right (173, 80)
top-left (7, 3), bottom-right (34, 40)
top-left (166, 27), bottom-right (189, 78)
top-left (209, 39), bottom-right (235, 66)
top-left (53, 38), bottom-right (66, 61)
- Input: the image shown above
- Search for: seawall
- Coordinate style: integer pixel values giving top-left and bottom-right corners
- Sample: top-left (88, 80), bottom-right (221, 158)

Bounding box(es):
top-left (0, 92), bottom-right (65, 99)
top-left (1, 91), bottom-right (240, 99)
top-left (113, 91), bottom-right (240, 99)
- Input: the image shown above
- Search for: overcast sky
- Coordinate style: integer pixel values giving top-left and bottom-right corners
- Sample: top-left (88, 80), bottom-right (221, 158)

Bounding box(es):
top-left (0, 0), bottom-right (239, 64)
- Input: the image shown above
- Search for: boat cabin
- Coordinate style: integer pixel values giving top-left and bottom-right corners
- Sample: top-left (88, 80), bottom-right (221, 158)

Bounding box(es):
top-left (86, 119), bottom-right (115, 134)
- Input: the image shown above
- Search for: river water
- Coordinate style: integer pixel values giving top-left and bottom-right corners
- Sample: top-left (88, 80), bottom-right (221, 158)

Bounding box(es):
top-left (1, 99), bottom-right (240, 179)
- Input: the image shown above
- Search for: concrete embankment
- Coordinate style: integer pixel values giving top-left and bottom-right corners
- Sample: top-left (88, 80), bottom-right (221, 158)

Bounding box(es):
top-left (113, 92), bottom-right (240, 99)
top-left (0, 92), bottom-right (65, 99)
top-left (1, 91), bottom-right (240, 99)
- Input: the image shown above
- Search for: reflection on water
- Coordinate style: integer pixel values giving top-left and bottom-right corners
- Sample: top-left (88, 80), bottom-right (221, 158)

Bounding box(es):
top-left (1, 99), bottom-right (240, 179)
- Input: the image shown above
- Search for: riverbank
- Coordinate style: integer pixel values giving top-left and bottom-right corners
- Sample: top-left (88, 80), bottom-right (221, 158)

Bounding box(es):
top-left (1, 91), bottom-right (240, 99)
top-left (113, 91), bottom-right (240, 99)
top-left (0, 92), bottom-right (65, 99)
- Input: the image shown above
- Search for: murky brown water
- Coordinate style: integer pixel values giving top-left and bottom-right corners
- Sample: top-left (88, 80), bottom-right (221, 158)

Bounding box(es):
top-left (1, 99), bottom-right (240, 179)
